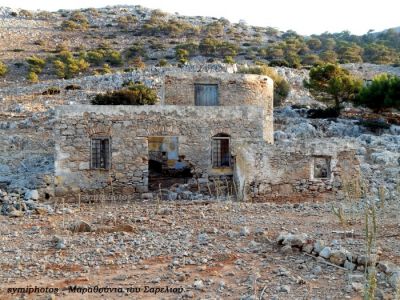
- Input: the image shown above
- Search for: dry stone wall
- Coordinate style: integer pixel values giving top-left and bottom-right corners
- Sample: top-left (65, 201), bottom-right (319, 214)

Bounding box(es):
top-left (235, 139), bottom-right (361, 202)
top-left (54, 105), bottom-right (264, 199)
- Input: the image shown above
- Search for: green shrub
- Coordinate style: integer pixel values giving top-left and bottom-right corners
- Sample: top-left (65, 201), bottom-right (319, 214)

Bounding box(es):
top-left (238, 64), bottom-right (290, 106)
top-left (37, 11), bottom-right (53, 20)
top-left (91, 83), bottom-right (157, 105)
top-left (26, 55), bottom-right (46, 74)
top-left (142, 15), bottom-right (198, 38)
top-left (175, 43), bottom-right (199, 57)
top-left (301, 54), bottom-right (321, 66)
top-left (65, 84), bottom-right (82, 90)
top-left (84, 48), bottom-right (122, 67)
top-left (319, 50), bottom-right (338, 64)
top-left (53, 51), bottom-right (89, 79)
top-left (175, 48), bottom-right (189, 64)
top-left (42, 87), bottom-right (61, 95)
top-left (224, 56), bottom-right (235, 64)
top-left (27, 71), bottom-right (39, 83)
top-left (357, 120), bottom-right (391, 132)
top-left (203, 21), bottom-right (224, 36)
top-left (199, 38), bottom-right (238, 58)
top-left (0, 61), bottom-right (8, 77)
top-left (307, 107), bottom-right (340, 119)
top-left (19, 9), bottom-right (33, 18)
top-left (61, 12), bottom-right (89, 31)
top-left (93, 64), bottom-right (112, 75)
top-left (157, 59), bottom-right (169, 67)
top-left (55, 43), bottom-right (69, 53)
top-left (116, 15), bottom-right (137, 30)
top-left (61, 20), bottom-right (81, 31)
top-left (125, 44), bottom-right (146, 59)
top-left (356, 74), bottom-right (400, 111)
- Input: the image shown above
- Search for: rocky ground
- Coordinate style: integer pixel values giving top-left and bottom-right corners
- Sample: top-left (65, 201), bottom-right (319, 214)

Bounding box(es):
top-left (0, 198), bottom-right (399, 300)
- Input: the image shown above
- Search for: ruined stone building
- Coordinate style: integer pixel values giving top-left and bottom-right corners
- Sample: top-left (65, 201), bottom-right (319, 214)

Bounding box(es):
top-left (54, 72), bottom-right (360, 201)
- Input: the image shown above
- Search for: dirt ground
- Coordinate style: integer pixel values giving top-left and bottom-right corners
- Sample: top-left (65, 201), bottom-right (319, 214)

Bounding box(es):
top-left (0, 200), bottom-right (399, 299)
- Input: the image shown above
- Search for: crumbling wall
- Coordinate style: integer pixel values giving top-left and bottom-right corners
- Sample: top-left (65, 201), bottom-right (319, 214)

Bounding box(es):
top-left (164, 72), bottom-right (274, 143)
top-left (235, 139), bottom-right (361, 202)
top-left (54, 105), bottom-right (264, 200)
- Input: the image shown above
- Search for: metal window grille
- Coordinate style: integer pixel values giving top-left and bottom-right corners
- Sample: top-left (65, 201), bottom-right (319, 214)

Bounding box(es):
top-left (212, 137), bottom-right (230, 167)
top-left (91, 138), bottom-right (110, 169)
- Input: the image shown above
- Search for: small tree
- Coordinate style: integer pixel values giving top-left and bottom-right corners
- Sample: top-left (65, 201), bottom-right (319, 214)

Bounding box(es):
top-left (356, 74), bottom-right (400, 111)
top-left (306, 63), bottom-right (362, 110)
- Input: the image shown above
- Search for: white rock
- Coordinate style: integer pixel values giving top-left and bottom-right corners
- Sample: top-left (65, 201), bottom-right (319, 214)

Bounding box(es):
top-left (24, 190), bottom-right (39, 200)
top-left (319, 247), bottom-right (332, 259)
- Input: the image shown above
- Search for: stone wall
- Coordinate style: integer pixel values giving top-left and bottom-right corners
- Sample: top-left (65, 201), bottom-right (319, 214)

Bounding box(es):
top-left (163, 72), bottom-right (274, 143)
top-left (54, 105), bottom-right (264, 199)
top-left (234, 139), bottom-right (361, 202)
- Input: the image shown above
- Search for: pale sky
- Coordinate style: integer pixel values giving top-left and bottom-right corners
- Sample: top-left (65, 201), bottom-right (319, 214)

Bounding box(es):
top-left (1, 0), bottom-right (399, 35)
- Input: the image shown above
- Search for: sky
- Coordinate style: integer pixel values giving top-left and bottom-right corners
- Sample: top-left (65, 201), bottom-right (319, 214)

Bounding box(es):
top-left (1, 0), bottom-right (399, 35)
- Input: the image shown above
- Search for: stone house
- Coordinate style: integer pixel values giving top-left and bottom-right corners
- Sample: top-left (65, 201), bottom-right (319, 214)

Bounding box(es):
top-left (54, 72), bottom-right (360, 201)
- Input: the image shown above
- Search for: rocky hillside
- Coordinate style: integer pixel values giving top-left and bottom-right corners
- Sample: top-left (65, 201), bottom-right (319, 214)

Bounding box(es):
top-left (0, 5), bottom-right (400, 87)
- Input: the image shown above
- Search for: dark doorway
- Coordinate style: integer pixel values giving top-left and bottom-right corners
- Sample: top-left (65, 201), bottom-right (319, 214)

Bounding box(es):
top-left (148, 137), bottom-right (192, 190)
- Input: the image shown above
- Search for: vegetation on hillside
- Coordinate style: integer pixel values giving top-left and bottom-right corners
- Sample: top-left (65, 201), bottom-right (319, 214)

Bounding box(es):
top-left (0, 61), bottom-right (8, 77)
top-left (91, 81), bottom-right (157, 105)
top-left (356, 74), bottom-right (400, 111)
top-left (305, 64), bottom-right (363, 109)
top-left (306, 63), bottom-right (400, 112)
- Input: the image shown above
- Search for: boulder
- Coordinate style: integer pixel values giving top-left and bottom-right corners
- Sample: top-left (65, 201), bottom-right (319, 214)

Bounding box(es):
top-left (302, 243), bottom-right (314, 254)
top-left (319, 247), bottom-right (332, 259)
top-left (70, 220), bottom-right (92, 233)
top-left (377, 261), bottom-right (396, 274)
top-left (24, 189), bottom-right (39, 200)
top-left (313, 240), bottom-right (325, 253)
top-left (283, 233), bottom-right (308, 247)
top-left (329, 249), bottom-right (347, 266)
top-left (357, 254), bottom-right (378, 266)
top-left (344, 260), bottom-right (356, 271)
top-left (9, 210), bottom-right (24, 217)
top-left (388, 272), bottom-right (400, 289)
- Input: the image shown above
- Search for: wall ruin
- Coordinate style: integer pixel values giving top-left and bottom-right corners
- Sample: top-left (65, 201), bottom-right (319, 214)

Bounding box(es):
top-left (235, 139), bottom-right (361, 202)
top-left (54, 105), bottom-right (264, 199)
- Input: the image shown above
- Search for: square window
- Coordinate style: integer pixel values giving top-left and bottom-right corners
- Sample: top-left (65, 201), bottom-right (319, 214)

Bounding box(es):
top-left (91, 138), bottom-right (110, 169)
top-left (313, 156), bottom-right (330, 179)
top-left (195, 84), bottom-right (219, 106)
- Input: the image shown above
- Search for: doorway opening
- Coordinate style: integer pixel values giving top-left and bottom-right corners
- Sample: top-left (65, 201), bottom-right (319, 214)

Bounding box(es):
top-left (148, 136), bottom-right (192, 190)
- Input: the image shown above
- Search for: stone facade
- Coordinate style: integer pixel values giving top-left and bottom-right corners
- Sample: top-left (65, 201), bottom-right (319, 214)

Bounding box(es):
top-left (163, 72), bottom-right (274, 143)
top-left (53, 72), bottom-right (361, 202)
top-left (235, 139), bottom-right (361, 202)
top-left (54, 105), bottom-right (264, 198)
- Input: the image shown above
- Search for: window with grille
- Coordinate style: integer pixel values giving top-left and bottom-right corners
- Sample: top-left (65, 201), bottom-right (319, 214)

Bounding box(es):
top-left (91, 138), bottom-right (110, 169)
top-left (211, 134), bottom-right (231, 168)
